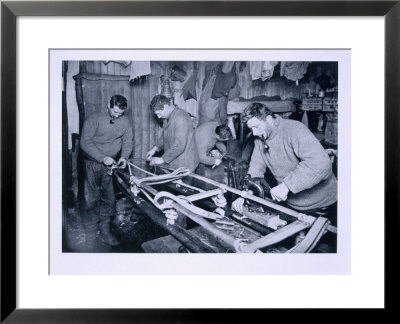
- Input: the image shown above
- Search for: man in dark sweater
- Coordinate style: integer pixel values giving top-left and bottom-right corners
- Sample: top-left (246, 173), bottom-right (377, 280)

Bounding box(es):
top-left (194, 122), bottom-right (231, 187)
top-left (80, 95), bottom-right (133, 251)
top-left (232, 103), bottom-right (337, 221)
top-left (146, 95), bottom-right (199, 172)
top-left (195, 122), bottom-right (231, 168)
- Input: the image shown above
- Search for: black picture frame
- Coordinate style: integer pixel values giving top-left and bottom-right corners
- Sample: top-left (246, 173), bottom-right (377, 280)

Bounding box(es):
top-left (1, 0), bottom-right (398, 322)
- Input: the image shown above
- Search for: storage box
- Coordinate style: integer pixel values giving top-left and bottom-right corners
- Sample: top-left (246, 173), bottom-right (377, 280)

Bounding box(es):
top-left (302, 98), bottom-right (323, 111)
top-left (323, 98), bottom-right (338, 112)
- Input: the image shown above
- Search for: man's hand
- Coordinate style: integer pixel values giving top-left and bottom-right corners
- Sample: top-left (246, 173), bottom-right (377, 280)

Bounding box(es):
top-left (150, 157), bottom-right (164, 165)
top-left (146, 147), bottom-right (158, 161)
top-left (325, 148), bottom-right (337, 164)
top-left (103, 156), bottom-right (116, 166)
top-left (231, 197), bottom-right (245, 213)
top-left (210, 149), bottom-right (222, 159)
top-left (117, 157), bottom-right (127, 169)
top-left (270, 182), bottom-right (289, 202)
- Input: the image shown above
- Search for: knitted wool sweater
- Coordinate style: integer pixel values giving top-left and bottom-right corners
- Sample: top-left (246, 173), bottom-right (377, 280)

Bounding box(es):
top-left (195, 121), bottom-right (227, 166)
top-left (81, 110), bottom-right (133, 163)
top-left (248, 116), bottom-right (337, 210)
top-left (156, 107), bottom-right (199, 172)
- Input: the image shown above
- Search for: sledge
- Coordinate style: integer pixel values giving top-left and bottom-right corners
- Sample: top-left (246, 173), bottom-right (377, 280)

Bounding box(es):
top-left (112, 159), bottom-right (337, 253)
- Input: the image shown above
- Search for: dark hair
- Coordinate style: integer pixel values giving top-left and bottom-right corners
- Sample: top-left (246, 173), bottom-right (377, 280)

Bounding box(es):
top-left (150, 95), bottom-right (172, 112)
top-left (109, 95), bottom-right (127, 110)
top-left (241, 102), bottom-right (275, 123)
top-left (215, 124), bottom-right (232, 141)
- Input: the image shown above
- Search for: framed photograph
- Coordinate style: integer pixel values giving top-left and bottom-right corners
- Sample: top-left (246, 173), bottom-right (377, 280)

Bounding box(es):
top-left (1, 0), bottom-right (397, 322)
top-left (50, 50), bottom-right (348, 276)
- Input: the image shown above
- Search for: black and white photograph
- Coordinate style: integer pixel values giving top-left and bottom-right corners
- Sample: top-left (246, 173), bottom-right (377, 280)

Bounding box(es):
top-left (56, 52), bottom-right (343, 258)
top-left (6, 7), bottom-right (389, 313)
top-left (47, 49), bottom-right (352, 276)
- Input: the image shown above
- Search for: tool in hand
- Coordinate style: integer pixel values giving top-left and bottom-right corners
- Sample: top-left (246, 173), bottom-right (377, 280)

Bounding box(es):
top-left (212, 152), bottom-right (230, 169)
top-left (107, 161), bottom-right (125, 175)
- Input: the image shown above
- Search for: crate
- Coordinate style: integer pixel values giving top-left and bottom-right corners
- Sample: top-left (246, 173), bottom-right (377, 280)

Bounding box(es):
top-left (302, 98), bottom-right (323, 111)
top-left (323, 98), bottom-right (338, 112)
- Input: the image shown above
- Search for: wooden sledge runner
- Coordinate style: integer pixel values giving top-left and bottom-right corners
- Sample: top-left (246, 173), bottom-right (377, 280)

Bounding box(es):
top-left (112, 160), bottom-right (337, 253)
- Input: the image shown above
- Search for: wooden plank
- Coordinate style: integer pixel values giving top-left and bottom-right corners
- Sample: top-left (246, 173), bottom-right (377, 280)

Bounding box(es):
top-left (100, 61), bottom-right (108, 75)
top-left (141, 235), bottom-right (183, 253)
top-left (114, 62), bottom-right (121, 75)
top-left (74, 77), bottom-right (85, 132)
top-left (132, 80), bottom-right (143, 159)
top-left (139, 78), bottom-right (148, 160)
top-left (243, 221), bottom-right (310, 253)
top-left (149, 75), bottom-right (160, 150)
top-left (79, 61), bottom-right (86, 73)
top-left (129, 84), bottom-right (135, 159)
top-left (289, 217), bottom-right (329, 253)
top-left (82, 78), bottom-right (101, 116)
top-left (120, 64), bottom-right (131, 76)
top-left (100, 80), bottom-right (106, 112)
top-left (86, 61), bottom-right (94, 73)
top-left (107, 61), bottom-right (115, 75)
top-left (141, 77), bottom-right (151, 159)
top-left (93, 61), bottom-right (101, 74)
top-left (73, 72), bottom-right (129, 82)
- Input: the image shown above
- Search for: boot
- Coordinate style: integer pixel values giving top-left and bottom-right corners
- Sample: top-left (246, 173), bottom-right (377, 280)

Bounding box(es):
top-left (83, 222), bottom-right (100, 252)
top-left (99, 217), bottom-right (120, 246)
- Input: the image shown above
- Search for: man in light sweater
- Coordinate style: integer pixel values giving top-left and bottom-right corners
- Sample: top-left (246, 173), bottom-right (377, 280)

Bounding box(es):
top-left (146, 95), bottom-right (199, 172)
top-left (80, 95), bottom-right (133, 251)
top-left (232, 103), bottom-right (337, 220)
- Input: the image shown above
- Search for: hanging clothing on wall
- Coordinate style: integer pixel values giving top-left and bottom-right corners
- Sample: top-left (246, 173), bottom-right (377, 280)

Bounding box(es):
top-left (222, 61), bottom-right (235, 73)
top-left (211, 64), bottom-right (237, 99)
top-left (170, 64), bottom-right (187, 82)
top-left (200, 74), bottom-right (216, 105)
top-left (129, 61), bottom-right (151, 81)
top-left (103, 60), bottom-right (132, 68)
top-left (217, 96), bottom-right (228, 126)
top-left (173, 80), bottom-right (199, 120)
top-left (261, 61), bottom-right (278, 81)
top-left (198, 97), bottom-right (219, 125)
top-left (250, 61), bottom-right (278, 81)
top-left (182, 75), bottom-right (197, 101)
top-left (198, 74), bottom-right (227, 125)
top-left (197, 96), bottom-right (227, 126)
top-left (250, 61), bottom-right (263, 80)
top-left (227, 83), bottom-right (241, 100)
top-left (280, 61), bottom-right (310, 82)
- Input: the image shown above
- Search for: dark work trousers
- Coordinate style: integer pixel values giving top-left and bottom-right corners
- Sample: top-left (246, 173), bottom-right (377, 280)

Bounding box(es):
top-left (81, 159), bottom-right (116, 227)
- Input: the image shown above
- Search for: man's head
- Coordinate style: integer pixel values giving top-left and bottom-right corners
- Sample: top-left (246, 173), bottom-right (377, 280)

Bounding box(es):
top-left (241, 103), bottom-right (276, 140)
top-left (215, 124), bottom-right (232, 142)
top-left (108, 95), bottom-right (127, 119)
top-left (149, 95), bottom-right (174, 119)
